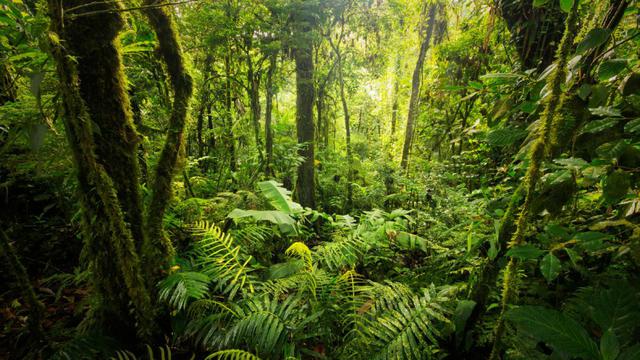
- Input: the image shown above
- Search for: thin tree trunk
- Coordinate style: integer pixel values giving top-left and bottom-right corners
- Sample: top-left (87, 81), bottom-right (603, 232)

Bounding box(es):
top-left (245, 39), bottom-right (264, 164)
top-left (400, 2), bottom-right (438, 170)
top-left (197, 54), bottom-right (214, 159)
top-left (142, 0), bottom-right (194, 273)
top-left (225, 44), bottom-right (237, 173)
top-left (265, 53), bottom-right (276, 177)
top-left (391, 53), bottom-right (400, 136)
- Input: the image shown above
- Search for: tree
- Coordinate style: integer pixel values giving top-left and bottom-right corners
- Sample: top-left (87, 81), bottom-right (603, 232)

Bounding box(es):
top-left (400, 1), bottom-right (439, 170)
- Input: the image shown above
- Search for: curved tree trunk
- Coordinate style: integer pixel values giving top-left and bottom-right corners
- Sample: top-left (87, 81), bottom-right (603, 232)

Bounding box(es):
top-left (142, 0), bottom-right (194, 274)
top-left (47, 0), bottom-right (153, 340)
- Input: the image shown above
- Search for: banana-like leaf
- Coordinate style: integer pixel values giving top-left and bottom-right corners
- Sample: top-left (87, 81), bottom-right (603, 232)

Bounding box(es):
top-left (257, 181), bottom-right (302, 214)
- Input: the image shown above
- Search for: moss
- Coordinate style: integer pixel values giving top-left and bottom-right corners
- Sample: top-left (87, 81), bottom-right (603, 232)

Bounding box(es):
top-left (142, 1), bottom-right (194, 276)
top-left (47, 0), bottom-right (154, 341)
top-left (489, 2), bottom-right (580, 357)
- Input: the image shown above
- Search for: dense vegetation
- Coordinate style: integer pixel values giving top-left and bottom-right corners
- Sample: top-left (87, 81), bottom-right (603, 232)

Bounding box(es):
top-left (1, 0), bottom-right (640, 358)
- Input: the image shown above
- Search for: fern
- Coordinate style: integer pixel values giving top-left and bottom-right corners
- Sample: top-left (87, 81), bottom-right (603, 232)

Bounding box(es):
top-left (314, 234), bottom-right (368, 271)
top-left (192, 221), bottom-right (255, 299)
top-left (205, 349), bottom-right (262, 360)
top-left (110, 345), bottom-right (194, 360)
top-left (347, 283), bottom-right (451, 360)
top-left (158, 271), bottom-right (210, 311)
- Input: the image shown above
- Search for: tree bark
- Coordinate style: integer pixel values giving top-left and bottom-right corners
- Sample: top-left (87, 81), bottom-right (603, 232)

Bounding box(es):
top-left (391, 53), bottom-right (400, 136)
top-left (293, 6), bottom-right (316, 208)
top-left (265, 53), bottom-right (277, 177)
top-left (142, 0), bottom-right (194, 273)
top-left (47, 0), bottom-right (154, 340)
top-left (245, 38), bottom-right (264, 164)
top-left (400, 2), bottom-right (438, 170)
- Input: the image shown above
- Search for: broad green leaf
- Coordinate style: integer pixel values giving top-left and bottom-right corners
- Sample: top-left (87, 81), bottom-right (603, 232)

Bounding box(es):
top-left (228, 209), bottom-right (295, 228)
top-left (598, 59), bottom-right (628, 81)
top-left (559, 0), bottom-right (574, 13)
top-left (257, 181), bottom-right (302, 214)
top-left (506, 306), bottom-right (600, 360)
top-left (506, 245), bottom-right (544, 260)
top-left (603, 170), bottom-right (630, 204)
top-left (532, 0), bottom-right (550, 7)
top-left (574, 231), bottom-right (612, 251)
top-left (577, 29), bottom-right (611, 54)
top-left (600, 329), bottom-right (620, 360)
top-left (540, 253), bottom-right (561, 282)
top-left (621, 73), bottom-right (640, 96)
top-left (453, 300), bottom-right (476, 346)
top-left (582, 118), bottom-right (620, 134)
top-left (596, 140), bottom-right (629, 160)
top-left (578, 83), bottom-right (592, 100)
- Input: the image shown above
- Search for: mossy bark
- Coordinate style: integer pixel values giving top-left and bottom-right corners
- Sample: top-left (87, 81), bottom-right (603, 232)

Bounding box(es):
top-left (400, 2), bottom-right (438, 170)
top-left (63, 0), bottom-right (146, 251)
top-left (265, 53), bottom-right (276, 177)
top-left (142, 0), bottom-right (194, 274)
top-left (489, 2), bottom-right (580, 358)
top-left (293, 6), bottom-right (316, 208)
top-left (47, 0), bottom-right (153, 341)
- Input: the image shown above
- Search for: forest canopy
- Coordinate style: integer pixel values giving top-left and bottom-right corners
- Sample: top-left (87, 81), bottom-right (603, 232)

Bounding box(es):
top-left (1, 0), bottom-right (640, 359)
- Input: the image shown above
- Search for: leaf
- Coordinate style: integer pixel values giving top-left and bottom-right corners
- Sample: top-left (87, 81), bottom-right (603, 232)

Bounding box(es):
top-left (598, 59), bottom-right (628, 81)
top-left (577, 29), bottom-right (611, 54)
top-left (596, 140), bottom-right (629, 160)
top-left (506, 306), bottom-right (600, 360)
top-left (479, 72), bottom-right (521, 85)
top-left (600, 329), bottom-right (620, 360)
top-left (559, 0), bottom-right (574, 13)
top-left (620, 73), bottom-right (640, 96)
top-left (228, 209), bottom-right (295, 227)
top-left (506, 245), bottom-right (545, 260)
top-left (582, 118), bottom-right (620, 134)
top-left (624, 118), bottom-right (640, 133)
top-left (578, 83), bottom-right (592, 100)
top-left (453, 300), bottom-right (476, 347)
top-left (589, 106), bottom-right (622, 117)
top-left (532, 0), bottom-right (551, 7)
top-left (486, 128), bottom-right (527, 147)
top-left (574, 231), bottom-right (612, 251)
top-left (554, 157), bottom-right (588, 170)
top-left (603, 170), bottom-right (630, 204)
top-left (539, 253), bottom-right (561, 282)
top-left (618, 344), bottom-right (640, 360)
top-left (257, 181), bottom-right (302, 214)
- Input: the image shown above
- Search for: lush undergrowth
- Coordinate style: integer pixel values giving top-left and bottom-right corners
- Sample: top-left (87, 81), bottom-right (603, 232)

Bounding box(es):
top-left (1, 0), bottom-right (640, 359)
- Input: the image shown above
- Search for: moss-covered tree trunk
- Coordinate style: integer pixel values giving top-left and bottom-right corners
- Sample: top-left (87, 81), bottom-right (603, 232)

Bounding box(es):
top-left (265, 53), bottom-right (276, 177)
top-left (400, 2), bottom-right (438, 170)
top-left (142, 0), bottom-right (194, 274)
top-left (293, 4), bottom-right (316, 208)
top-left (47, 0), bottom-right (153, 341)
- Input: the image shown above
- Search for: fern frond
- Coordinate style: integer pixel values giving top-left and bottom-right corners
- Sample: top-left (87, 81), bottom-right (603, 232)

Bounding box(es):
top-left (158, 271), bottom-right (210, 311)
top-left (286, 242), bottom-right (313, 270)
top-left (205, 349), bottom-right (261, 360)
top-left (192, 221), bottom-right (256, 299)
top-left (347, 283), bottom-right (451, 360)
top-left (314, 235), bottom-right (367, 271)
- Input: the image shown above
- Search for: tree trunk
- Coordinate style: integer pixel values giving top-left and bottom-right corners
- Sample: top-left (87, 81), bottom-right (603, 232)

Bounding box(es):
top-left (390, 53), bottom-right (400, 136)
top-left (197, 54), bottom-right (214, 159)
top-left (142, 0), bottom-right (194, 274)
top-left (293, 9), bottom-right (316, 208)
top-left (400, 2), bottom-right (438, 170)
top-left (225, 45), bottom-right (237, 173)
top-left (47, 0), bottom-right (154, 340)
top-left (265, 53), bottom-right (276, 177)
top-left (245, 39), bottom-right (264, 164)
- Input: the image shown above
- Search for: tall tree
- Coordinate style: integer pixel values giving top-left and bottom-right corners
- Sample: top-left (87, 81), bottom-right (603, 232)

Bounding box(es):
top-left (400, 1), bottom-right (439, 170)
top-left (291, 1), bottom-right (317, 208)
